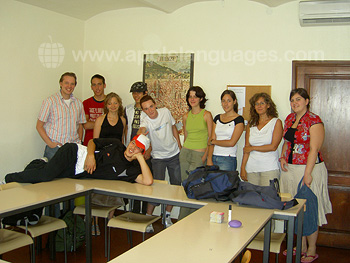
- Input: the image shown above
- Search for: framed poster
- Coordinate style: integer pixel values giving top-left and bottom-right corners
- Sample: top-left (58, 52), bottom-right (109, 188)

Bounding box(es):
top-left (143, 53), bottom-right (194, 132)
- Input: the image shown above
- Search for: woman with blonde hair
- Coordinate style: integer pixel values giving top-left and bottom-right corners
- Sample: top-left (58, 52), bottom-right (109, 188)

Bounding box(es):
top-left (94, 92), bottom-right (126, 142)
top-left (91, 92), bottom-right (126, 235)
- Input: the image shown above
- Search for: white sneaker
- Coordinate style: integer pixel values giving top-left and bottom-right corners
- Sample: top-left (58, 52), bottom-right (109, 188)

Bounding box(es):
top-left (164, 216), bottom-right (173, 228)
top-left (0, 179), bottom-right (6, 185)
top-left (145, 224), bottom-right (154, 233)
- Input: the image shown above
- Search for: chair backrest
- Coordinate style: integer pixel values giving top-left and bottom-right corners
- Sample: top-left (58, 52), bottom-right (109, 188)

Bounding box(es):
top-left (1, 182), bottom-right (43, 228)
top-left (0, 182), bottom-right (23, 191)
top-left (241, 250), bottom-right (251, 263)
top-left (0, 228), bottom-right (33, 255)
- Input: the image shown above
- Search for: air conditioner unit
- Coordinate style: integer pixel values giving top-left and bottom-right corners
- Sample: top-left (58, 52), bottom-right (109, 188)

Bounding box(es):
top-left (299, 0), bottom-right (350, 26)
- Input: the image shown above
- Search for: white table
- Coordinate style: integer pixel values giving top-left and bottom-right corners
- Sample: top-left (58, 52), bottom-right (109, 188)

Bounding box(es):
top-left (0, 179), bottom-right (305, 263)
top-left (0, 179), bottom-right (93, 261)
top-left (85, 179), bottom-right (305, 263)
top-left (110, 202), bottom-right (273, 263)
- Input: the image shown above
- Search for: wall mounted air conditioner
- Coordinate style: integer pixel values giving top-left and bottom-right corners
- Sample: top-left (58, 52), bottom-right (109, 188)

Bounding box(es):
top-left (299, 0), bottom-right (350, 26)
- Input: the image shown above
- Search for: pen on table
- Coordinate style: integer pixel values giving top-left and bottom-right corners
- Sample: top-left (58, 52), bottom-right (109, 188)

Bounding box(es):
top-left (228, 205), bottom-right (232, 223)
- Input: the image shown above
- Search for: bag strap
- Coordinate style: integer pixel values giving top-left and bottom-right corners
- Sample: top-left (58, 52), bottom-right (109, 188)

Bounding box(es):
top-left (297, 177), bottom-right (304, 191)
top-left (273, 178), bottom-right (280, 192)
top-left (205, 165), bottom-right (219, 171)
top-left (24, 218), bottom-right (28, 234)
top-left (281, 199), bottom-right (299, 210)
top-left (186, 166), bottom-right (206, 176)
top-left (184, 165), bottom-right (220, 191)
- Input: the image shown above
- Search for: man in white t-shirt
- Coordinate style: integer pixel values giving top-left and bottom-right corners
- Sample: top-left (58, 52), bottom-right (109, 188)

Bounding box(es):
top-left (138, 95), bottom-right (182, 230)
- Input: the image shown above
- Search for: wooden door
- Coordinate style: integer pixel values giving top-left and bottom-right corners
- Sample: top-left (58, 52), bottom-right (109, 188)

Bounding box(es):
top-left (293, 61), bottom-right (350, 249)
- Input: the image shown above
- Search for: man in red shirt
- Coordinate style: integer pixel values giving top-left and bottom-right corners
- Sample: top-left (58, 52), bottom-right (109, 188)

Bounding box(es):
top-left (83, 74), bottom-right (106, 146)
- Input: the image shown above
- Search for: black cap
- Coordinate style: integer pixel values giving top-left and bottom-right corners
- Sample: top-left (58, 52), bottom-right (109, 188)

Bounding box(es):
top-left (130, 82), bottom-right (147, 92)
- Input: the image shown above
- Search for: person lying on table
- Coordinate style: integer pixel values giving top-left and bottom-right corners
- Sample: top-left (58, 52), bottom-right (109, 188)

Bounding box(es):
top-left (4, 134), bottom-right (153, 186)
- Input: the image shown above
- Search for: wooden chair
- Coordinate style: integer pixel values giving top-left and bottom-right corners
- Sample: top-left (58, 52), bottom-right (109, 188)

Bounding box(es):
top-left (241, 250), bottom-right (252, 263)
top-left (1, 182), bottom-right (67, 263)
top-left (0, 228), bottom-right (33, 262)
top-left (247, 232), bottom-right (286, 263)
top-left (73, 202), bottom-right (124, 257)
top-left (106, 180), bottom-right (168, 261)
top-left (18, 216), bottom-right (67, 263)
top-left (241, 250), bottom-right (251, 263)
top-left (246, 193), bottom-right (292, 263)
top-left (107, 212), bottom-right (161, 260)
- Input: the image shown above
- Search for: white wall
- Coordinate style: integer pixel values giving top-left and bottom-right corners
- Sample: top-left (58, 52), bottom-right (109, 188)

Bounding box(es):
top-left (82, 0), bottom-right (350, 170)
top-left (1, 0), bottom-right (350, 180)
top-left (0, 0), bottom-right (84, 179)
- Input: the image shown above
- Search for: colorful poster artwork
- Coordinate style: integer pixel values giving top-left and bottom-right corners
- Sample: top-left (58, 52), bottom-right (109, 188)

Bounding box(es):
top-left (143, 53), bottom-right (194, 134)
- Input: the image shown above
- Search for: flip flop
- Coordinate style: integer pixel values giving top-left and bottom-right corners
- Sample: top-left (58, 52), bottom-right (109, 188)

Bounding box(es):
top-left (283, 247), bottom-right (306, 256)
top-left (301, 254), bottom-right (319, 263)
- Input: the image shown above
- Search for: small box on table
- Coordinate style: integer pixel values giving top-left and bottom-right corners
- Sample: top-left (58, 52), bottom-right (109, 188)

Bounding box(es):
top-left (210, 211), bottom-right (224, 223)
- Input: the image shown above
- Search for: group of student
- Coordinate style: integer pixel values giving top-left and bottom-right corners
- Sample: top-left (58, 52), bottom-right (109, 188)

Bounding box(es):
top-left (177, 84), bottom-right (331, 263)
top-left (4, 72), bottom-right (332, 263)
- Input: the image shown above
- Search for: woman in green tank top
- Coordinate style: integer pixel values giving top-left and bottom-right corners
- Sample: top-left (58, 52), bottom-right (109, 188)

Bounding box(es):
top-left (178, 86), bottom-right (213, 220)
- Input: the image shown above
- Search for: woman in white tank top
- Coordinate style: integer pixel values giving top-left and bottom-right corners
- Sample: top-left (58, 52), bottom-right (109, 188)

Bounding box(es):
top-left (240, 93), bottom-right (283, 186)
top-left (207, 90), bottom-right (244, 171)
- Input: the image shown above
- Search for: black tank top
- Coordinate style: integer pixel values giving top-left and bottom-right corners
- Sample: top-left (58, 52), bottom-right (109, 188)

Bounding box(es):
top-left (99, 113), bottom-right (123, 141)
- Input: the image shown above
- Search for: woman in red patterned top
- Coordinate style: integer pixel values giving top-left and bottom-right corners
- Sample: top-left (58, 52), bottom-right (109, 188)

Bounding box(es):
top-left (280, 88), bottom-right (332, 263)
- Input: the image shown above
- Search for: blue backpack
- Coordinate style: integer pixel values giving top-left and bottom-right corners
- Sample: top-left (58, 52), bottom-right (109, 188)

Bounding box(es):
top-left (294, 179), bottom-right (318, 235)
top-left (182, 165), bottom-right (240, 201)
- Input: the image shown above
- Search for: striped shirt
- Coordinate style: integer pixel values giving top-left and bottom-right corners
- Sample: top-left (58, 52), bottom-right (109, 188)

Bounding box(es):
top-left (38, 92), bottom-right (86, 144)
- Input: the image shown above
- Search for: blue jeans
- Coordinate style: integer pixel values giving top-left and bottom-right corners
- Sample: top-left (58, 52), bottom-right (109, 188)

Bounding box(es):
top-left (212, 155), bottom-right (237, 171)
top-left (44, 145), bottom-right (60, 161)
top-left (150, 153), bottom-right (181, 206)
top-left (151, 153), bottom-right (181, 185)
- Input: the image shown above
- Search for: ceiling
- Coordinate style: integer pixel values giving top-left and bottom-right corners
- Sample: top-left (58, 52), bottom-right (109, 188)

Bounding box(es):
top-left (14, 0), bottom-right (296, 20)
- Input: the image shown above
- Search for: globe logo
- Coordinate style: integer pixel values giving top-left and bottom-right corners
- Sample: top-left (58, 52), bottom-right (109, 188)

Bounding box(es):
top-left (38, 36), bottom-right (65, 68)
